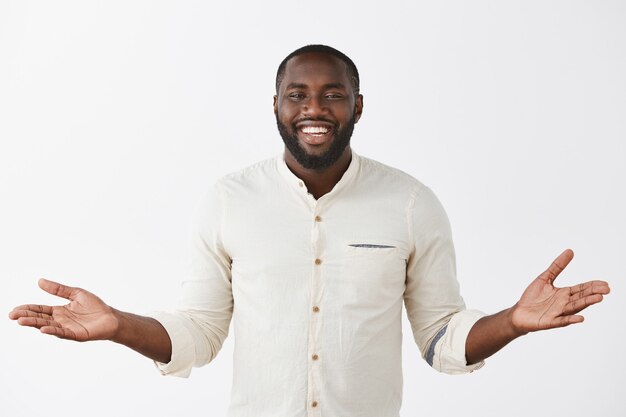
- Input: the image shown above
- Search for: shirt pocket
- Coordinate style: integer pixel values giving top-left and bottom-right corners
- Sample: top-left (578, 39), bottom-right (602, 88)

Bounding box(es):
top-left (338, 243), bottom-right (407, 304)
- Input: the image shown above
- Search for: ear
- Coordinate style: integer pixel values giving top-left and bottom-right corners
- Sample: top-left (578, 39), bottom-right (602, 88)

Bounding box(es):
top-left (354, 94), bottom-right (364, 123)
top-left (273, 95), bottom-right (278, 115)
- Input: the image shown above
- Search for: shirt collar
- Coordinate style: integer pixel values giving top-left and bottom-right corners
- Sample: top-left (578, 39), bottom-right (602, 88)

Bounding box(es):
top-left (276, 149), bottom-right (361, 200)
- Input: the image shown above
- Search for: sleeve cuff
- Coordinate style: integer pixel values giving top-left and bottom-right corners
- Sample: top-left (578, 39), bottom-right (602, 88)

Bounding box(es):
top-left (145, 311), bottom-right (196, 378)
top-left (432, 309), bottom-right (486, 374)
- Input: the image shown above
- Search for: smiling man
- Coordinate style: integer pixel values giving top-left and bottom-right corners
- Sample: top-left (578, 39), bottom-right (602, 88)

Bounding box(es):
top-left (275, 50), bottom-right (361, 174)
top-left (9, 45), bottom-right (610, 417)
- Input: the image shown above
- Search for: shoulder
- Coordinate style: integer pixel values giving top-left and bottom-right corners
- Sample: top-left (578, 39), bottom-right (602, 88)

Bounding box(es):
top-left (194, 156), bottom-right (280, 216)
top-left (208, 155), bottom-right (281, 196)
top-left (218, 156), bottom-right (279, 185)
top-left (355, 154), bottom-right (446, 216)
top-left (356, 154), bottom-right (428, 197)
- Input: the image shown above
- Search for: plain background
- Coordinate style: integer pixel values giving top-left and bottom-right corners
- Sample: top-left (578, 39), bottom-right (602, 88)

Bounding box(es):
top-left (1, 1), bottom-right (624, 416)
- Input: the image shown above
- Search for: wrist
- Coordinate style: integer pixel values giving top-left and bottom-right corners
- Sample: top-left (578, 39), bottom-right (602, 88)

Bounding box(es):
top-left (109, 308), bottom-right (127, 344)
top-left (509, 304), bottom-right (530, 337)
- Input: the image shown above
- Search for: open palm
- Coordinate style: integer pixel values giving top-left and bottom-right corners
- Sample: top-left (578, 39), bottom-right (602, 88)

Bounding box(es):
top-left (9, 279), bottom-right (118, 341)
top-left (511, 249), bottom-right (610, 334)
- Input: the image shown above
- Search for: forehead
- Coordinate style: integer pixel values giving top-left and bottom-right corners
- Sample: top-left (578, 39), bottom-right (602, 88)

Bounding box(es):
top-left (281, 52), bottom-right (352, 90)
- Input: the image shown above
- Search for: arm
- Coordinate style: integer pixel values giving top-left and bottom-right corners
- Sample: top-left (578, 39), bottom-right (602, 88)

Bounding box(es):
top-left (9, 278), bottom-right (172, 364)
top-left (10, 185), bottom-right (233, 375)
top-left (404, 186), bottom-right (486, 373)
top-left (111, 309), bottom-right (172, 363)
top-left (465, 249), bottom-right (610, 365)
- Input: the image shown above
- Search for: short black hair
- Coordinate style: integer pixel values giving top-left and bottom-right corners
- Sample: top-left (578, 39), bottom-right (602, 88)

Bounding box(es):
top-left (275, 44), bottom-right (360, 95)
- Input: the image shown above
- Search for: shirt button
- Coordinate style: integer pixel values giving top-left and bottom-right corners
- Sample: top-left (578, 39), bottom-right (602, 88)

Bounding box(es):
top-left (314, 215), bottom-right (322, 222)
top-left (298, 182), bottom-right (304, 188)
top-left (312, 306), bottom-right (320, 313)
top-left (311, 401), bottom-right (318, 408)
top-left (312, 354), bottom-right (319, 361)
top-left (314, 258), bottom-right (322, 265)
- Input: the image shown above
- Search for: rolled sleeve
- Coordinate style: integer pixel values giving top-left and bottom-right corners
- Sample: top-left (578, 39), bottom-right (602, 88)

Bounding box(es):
top-left (147, 184), bottom-right (234, 378)
top-left (404, 186), bottom-right (486, 375)
top-left (146, 311), bottom-right (197, 377)
top-left (429, 309), bottom-right (486, 374)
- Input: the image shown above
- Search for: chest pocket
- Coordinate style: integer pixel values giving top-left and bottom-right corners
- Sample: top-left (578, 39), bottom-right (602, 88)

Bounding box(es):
top-left (337, 243), bottom-right (407, 306)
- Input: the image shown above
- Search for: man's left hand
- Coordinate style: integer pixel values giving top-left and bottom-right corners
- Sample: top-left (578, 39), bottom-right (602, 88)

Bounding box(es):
top-left (511, 249), bottom-right (610, 335)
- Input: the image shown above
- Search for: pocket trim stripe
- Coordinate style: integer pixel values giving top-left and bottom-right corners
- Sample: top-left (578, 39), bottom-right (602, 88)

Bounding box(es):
top-left (348, 244), bottom-right (396, 249)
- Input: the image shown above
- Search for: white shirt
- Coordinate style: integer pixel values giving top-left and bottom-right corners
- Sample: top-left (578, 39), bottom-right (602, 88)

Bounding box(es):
top-left (149, 151), bottom-right (484, 417)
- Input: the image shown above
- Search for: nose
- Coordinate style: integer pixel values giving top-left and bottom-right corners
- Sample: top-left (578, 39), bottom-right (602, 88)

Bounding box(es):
top-left (302, 96), bottom-right (328, 118)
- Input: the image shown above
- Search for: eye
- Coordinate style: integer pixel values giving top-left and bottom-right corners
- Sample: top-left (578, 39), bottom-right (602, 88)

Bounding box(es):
top-left (288, 92), bottom-right (305, 100)
top-left (325, 93), bottom-right (344, 100)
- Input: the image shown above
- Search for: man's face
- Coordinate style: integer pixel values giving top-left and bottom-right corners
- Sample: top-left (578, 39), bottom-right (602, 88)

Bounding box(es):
top-left (274, 52), bottom-right (363, 170)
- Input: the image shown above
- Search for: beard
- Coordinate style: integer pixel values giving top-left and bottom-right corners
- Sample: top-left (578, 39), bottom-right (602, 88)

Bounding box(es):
top-left (276, 113), bottom-right (356, 170)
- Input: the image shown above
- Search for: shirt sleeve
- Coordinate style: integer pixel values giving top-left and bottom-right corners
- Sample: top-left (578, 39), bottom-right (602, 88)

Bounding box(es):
top-left (146, 183), bottom-right (233, 377)
top-left (404, 186), bottom-right (485, 374)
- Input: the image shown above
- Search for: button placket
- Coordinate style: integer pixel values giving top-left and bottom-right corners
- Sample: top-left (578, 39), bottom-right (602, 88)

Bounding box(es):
top-left (307, 203), bottom-right (324, 416)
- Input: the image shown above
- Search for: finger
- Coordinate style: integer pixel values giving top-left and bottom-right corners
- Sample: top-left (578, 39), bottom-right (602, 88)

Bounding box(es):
top-left (549, 315), bottom-right (585, 328)
top-left (564, 294), bottom-right (604, 315)
top-left (16, 316), bottom-right (61, 329)
top-left (9, 309), bottom-right (54, 321)
top-left (40, 325), bottom-right (78, 340)
top-left (569, 281), bottom-right (611, 300)
top-left (539, 249), bottom-right (574, 285)
top-left (9, 304), bottom-right (54, 318)
top-left (38, 278), bottom-right (80, 301)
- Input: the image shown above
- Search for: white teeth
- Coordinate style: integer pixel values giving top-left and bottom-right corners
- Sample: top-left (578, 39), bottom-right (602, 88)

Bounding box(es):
top-left (301, 126), bottom-right (329, 134)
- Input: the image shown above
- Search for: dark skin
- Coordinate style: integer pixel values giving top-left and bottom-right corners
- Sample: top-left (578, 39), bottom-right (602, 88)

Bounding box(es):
top-left (275, 53), bottom-right (611, 364)
top-left (274, 53), bottom-right (363, 199)
top-left (9, 52), bottom-right (610, 368)
top-left (465, 248), bottom-right (609, 363)
top-left (8, 278), bottom-right (172, 363)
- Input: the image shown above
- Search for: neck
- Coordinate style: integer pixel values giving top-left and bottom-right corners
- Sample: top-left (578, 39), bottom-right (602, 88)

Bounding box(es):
top-left (284, 147), bottom-right (352, 199)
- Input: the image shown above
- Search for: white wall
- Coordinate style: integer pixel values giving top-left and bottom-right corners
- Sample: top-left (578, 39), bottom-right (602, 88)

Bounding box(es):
top-left (1, 1), bottom-right (624, 416)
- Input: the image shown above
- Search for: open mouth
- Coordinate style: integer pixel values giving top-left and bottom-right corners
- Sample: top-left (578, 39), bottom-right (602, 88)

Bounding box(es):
top-left (296, 122), bottom-right (335, 145)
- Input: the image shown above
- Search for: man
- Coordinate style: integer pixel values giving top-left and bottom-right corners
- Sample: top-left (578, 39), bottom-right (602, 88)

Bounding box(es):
top-left (9, 45), bottom-right (610, 417)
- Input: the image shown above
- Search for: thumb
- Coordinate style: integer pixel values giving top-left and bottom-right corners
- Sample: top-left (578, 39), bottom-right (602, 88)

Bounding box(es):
top-left (538, 249), bottom-right (574, 285)
top-left (38, 278), bottom-right (80, 301)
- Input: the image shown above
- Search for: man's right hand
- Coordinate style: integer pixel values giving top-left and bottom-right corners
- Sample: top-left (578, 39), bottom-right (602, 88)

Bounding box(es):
top-left (9, 278), bottom-right (118, 342)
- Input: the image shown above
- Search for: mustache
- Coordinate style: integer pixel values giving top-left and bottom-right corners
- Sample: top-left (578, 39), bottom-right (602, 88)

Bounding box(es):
top-left (292, 117), bottom-right (336, 126)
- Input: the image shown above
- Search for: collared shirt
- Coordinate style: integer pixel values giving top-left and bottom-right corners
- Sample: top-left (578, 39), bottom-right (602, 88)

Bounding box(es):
top-left (149, 151), bottom-right (484, 417)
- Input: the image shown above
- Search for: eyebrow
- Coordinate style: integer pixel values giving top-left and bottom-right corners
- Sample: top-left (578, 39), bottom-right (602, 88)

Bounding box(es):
top-left (323, 82), bottom-right (346, 90)
top-left (284, 82), bottom-right (347, 90)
